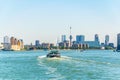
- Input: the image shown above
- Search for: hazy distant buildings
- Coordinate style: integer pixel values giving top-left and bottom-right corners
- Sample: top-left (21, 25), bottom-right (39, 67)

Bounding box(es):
top-left (61, 35), bottom-right (66, 42)
top-left (117, 33), bottom-right (120, 51)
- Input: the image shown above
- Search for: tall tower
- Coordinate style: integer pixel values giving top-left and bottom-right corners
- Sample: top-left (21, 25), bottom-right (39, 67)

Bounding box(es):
top-left (4, 36), bottom-right (10, 44)
top-left (61, 35), bottom-right (66, 42)
top-left (10, 37), bottom-right (15, 45)
top-left (117, 33), bottom-right (120, 51)
top-left (35, 40), bottom-right (40, 46)
top-left (95, 34), bottom-right (99, 42)
top-left (105, 35), bottom-right (109, 46)
top-left (69, 27), bottom-right (73, 47)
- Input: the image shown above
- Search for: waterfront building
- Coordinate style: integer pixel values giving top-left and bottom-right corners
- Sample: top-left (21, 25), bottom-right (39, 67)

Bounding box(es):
top-left (14, 38), bottom-right (18, 45)
top-left (10, 37), bottom-right (24, 50)
top-left (4, 36), bottom-right (10, 44)
top-left (95, 34), bottom-right (99, 42)
top-left (72, 43), bottom-right (89, 49)
top-left (61, 35), bottom-right (66, 42)
top-left (108, 43), bottom-right (114, 48)
top-left (105, 35), bottom-right (109, 46)
top-left (10, 37), bottom-right (15, 45)
top-left (50, 43), bottom-right (54, 48)
top-left (117, 33), bottom-right (120, 51)
top-left (3, 36), bottom-right (11, 50)
top-left (41, 43), bottom-right (50, 49)
top-left (0, 43), bottom-right (4, 50)
top-left (84, 41), bottom-right (100, 48)
top-left (76, 35), bottom-right (85, 43)
top-left (59, 40), bottom-right (69, 49)
top-left (101, 43), bottom-right (105, 47)
top-left (35, 40), bottom-right (40, 46)
top-left (20, 39), bottom-right (24, 49)
top-left (73, 34), bottom-right (100, 48)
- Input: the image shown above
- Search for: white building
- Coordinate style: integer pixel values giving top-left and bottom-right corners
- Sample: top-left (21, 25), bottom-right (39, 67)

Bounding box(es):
top-left (3, 36), bottom-right (11, 50)
top-left (4, 36), bottom-right (10, 43)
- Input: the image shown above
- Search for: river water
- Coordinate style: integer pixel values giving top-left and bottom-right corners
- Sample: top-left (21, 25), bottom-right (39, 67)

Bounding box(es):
top-left (0, 50), bottom-right (120, 80)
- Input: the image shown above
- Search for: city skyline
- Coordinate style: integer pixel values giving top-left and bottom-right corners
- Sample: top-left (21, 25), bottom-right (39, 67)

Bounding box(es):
top-left (0, 0), bottom-right (120, 45)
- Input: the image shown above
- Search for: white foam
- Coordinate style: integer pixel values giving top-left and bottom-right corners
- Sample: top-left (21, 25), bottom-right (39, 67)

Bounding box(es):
top-left (38, 55), bottom-right (46, 59)
top-left (38, 55), bottom-right (71, 60)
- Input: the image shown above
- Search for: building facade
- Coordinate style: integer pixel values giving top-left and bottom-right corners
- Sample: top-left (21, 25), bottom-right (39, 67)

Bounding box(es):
top-left (4, 36), bottom-right (10, 44)
top-left (105, 35), bottom-right (109, 46)
top-left (76, 35), bottom-right (85, 43)
top-left (35, 40), bottom-right (40, 46)
top-left (95, 34), bottom-right (99, 42)
top-left (59, 40), bottom-right (69, 49)
top-left (61, 35), bottom-right (66, 42)
top-left (10, 37), bottom-right (24, 50)
top-left (117, 33), bottom-right (120, 51)
top-left (3, 36), bottom-right (11, 50)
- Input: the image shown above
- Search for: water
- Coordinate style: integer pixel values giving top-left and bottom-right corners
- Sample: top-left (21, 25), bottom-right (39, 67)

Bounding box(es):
top-left (0, 50), bottom-right (120, 80)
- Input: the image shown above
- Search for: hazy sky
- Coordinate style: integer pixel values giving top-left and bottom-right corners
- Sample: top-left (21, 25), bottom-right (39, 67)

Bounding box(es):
top-left (0, 0), bottom-right (120, 45)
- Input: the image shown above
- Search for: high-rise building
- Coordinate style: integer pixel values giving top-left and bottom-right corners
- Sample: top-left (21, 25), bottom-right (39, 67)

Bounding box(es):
top-left (20, 39), bottom-right (24, 49)
top-left (10, 37), bottom-right (24, 50)
top-left (35, 40), bottom-right (40, 46)
top-left (3, 36), bottom-right (11, 50)
top-left (69, 27), bottom-right (73, 47)
top-left (76, 35), bottom-right (85, 43)
top-left (10, 37), bottom-right (15, 45)
top-left (95, 34), bottom-right (99, 42)
top-left (105, 35), bottom-right (109, 46)
top-left (61, 35), bottom-right (66, 42)
top-left (14, 38), bottom-right (18, 45)
top-left (117, 33), bottom-right (120, 51)
top-left (4, 36), bottom-right (10, 44)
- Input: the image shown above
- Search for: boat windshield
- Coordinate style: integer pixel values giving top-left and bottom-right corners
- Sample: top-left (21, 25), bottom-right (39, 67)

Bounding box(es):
top-left (49, 50), bottom-right (59, 54)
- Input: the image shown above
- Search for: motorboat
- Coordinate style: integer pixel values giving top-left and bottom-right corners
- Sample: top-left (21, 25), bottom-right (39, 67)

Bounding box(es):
top-left (46, 50), bottom-right (61, 58)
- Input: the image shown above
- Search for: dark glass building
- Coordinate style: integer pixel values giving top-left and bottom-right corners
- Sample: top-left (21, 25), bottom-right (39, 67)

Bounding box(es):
top-left (61, 35), bottom-right (66, 42)
top-left (117, 33), bottom-right (120, 51)
top-left (105, 35), bottom-right (109, 46)
top-left (76, 35), bottom-right (85, 43)
top-left (35, 40), bottom-right (40, 46)
top-left (95, 34), bottom-right (99, 42)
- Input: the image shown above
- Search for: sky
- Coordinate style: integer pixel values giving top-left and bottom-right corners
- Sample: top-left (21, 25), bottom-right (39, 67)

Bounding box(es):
top-left (0, 0), bottom-right (120, 45)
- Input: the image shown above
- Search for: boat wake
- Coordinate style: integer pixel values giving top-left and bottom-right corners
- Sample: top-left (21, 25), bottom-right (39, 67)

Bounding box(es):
top-left (37, 55), bottom-right (67, 80)
top-left (38, 55), bottom-right (71, 60)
